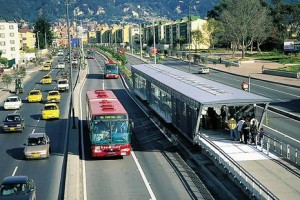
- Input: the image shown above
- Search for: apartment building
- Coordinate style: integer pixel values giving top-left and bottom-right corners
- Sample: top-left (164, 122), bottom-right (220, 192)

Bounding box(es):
top-left (19, 29), bottom-right (36, 50)
top-left (0, 18), bottom-right (20, 64)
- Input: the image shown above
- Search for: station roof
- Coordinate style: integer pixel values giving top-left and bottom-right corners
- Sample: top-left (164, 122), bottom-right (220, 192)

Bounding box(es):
top-left (131, 64), bottom-right (271, 106)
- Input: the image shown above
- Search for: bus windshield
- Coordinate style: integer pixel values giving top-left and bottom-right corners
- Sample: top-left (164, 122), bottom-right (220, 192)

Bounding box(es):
top-left (105, 64), bottom-right (119, 74)
top-left (91, 120), bottom-right (129, 144)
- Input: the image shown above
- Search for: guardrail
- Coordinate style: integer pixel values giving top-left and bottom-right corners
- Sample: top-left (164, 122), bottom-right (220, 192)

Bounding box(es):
top-left (259, 134), bottom-right (300, 167)
top-left (195, 135), bottom-right (279, 200)
top-left (262, 68), bottom-right (300, 79)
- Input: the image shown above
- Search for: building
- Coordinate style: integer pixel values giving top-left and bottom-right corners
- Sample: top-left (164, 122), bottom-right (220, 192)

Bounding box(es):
top-left (19, 29), bottom-right (36, 50)
top-left (129, 26), bottom-right (141, 51)
top-left (0, 18), bottom-right (20, 64)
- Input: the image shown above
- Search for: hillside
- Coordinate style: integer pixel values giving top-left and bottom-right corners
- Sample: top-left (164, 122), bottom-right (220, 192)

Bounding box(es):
top-left (0, 0), bottom-right (298, 24)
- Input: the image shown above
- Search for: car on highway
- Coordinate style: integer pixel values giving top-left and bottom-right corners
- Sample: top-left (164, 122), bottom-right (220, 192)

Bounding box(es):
top-left (199, 66), bottom-right (210, 74)
top-left (27, 89), bottom-right (43, 103)
top-left (71, 59), bottom-right (78, 65)
top-left (57, 79), bottom-right (69, 92)
top-left (3, 113), bottom-right (25, 133)
top-left (47, 90), bottom-right (61, 103)
top-left (0, 176), bottom-right (36, 199)
top-left (44, 60), bottom-right (52, 68)
top-left (42, 63), bottom-right (51, 71)
top-left (41, 75), bottom-right (52, 84)
top-left (57, 62), bottom-right (65, 69)
top-left (3, 96), bottom-right (22, 110)
top-left (57, 50), bottom-right (64, 56)
top-left (41, 103), bottom-right (60, 120)
top-left (24, 133), bottom-right (50, 159)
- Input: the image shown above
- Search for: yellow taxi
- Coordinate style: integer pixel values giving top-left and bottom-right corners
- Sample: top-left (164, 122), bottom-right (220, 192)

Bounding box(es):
top-left (41, 75), bottom-right (52, 84)
top-left (42, 65), bottom-right (51, 71)
top-left (42, 103), bottom-right (60, 119)
top-left (45, 60), bottom-right (52, 67)
top-left (47, 90), bottom-right (61, 103)
top-left (42, 63), bottom-right (51, 71)
top-left (27, 89), bottom-right (43, 102)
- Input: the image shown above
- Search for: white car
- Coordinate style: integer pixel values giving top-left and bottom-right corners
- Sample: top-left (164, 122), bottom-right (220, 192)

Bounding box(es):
top-left (24, 133), bottom-right (50, 159)
top-left (57, 79), bottom-right (69, 92)
top-left (57, 50), bottom-right (64, 56)
top-left (71, 59), bottom-right (78, 65)
top-left (3, 96), bottom-right (23, 110)
top-left (57, 62), bottom-right (65, 69)
top-left (199, 66), bottom-right (210, 74)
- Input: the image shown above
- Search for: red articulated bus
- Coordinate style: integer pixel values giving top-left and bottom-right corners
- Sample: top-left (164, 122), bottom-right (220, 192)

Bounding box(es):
top-left (86, 90), bottom-right (133, 157)
top-left (104, 59), bottom-right (120, 79)
top-left (86, 48), bottom-right (95, 59)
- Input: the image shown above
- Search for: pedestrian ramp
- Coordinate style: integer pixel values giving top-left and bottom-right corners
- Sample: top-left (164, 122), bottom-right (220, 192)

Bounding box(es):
top-left (194, 130), bottom-right (300, 200)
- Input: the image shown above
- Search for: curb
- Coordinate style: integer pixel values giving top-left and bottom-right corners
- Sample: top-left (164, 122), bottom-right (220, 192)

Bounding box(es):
top-left (64, 63), bottom-right (88, 200)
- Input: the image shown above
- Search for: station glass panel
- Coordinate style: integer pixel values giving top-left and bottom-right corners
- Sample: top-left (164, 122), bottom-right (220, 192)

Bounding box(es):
top-left (134, 74), bottom-right (147, 99)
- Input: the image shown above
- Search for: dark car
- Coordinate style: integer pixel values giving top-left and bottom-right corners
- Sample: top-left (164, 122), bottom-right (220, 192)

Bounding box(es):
top-left (3, 113), bottom-right (25, 133)
top-left (0, 176), bottom-right (36, 200)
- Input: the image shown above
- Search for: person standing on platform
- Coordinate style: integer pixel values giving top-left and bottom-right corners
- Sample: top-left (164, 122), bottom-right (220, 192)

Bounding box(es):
top-left (242, 117), bottom-right (251, 144)
top-left (258, 128), bottom-right (265, 147)
top-left (250, 120), bottom-right (258, 144)
top-left (237, 117), bottom-right (245, 143)
top-left (228, 116), bottom-right (239, 140)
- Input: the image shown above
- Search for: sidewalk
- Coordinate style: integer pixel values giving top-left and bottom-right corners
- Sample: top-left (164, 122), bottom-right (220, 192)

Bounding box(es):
top-left (0, 64), bottom-right (42, 102)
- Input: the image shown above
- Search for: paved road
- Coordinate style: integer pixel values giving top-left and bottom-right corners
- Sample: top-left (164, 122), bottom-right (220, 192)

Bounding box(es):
top-left (80, 53), bottom-right (211, 200)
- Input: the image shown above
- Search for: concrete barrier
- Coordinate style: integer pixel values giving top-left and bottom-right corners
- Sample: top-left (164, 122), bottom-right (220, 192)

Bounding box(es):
top-left (262, 69), bottom-right (300, 79)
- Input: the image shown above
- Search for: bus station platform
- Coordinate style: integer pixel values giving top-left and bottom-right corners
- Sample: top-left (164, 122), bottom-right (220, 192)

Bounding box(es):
top-left (195, 130), bottom-right (300, 199)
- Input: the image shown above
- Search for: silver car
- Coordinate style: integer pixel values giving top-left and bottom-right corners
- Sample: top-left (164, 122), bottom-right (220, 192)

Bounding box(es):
top-left (24, 133), bottom-right (50, 159)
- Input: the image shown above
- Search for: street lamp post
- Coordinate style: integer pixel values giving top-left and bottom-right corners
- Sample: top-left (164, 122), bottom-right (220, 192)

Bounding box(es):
top-left (37, 31), bottom-right (40, 58)
top-left (188, 6), bottom-right (191, 73)
top-left (66, 0), bottom-right (76, 129)
top-left (139, 23), bottom-right (142, 60)
top-left (45, 32), bottom-right (47, 49)
top-left (152, 19), bottom-right (157, 64)
top-left (188, 0), bottom-right (200, 73)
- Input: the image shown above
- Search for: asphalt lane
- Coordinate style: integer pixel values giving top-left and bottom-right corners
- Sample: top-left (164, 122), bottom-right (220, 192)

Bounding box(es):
top-left (0, 58), bottom-right (77, 199)
top-left (162, 58), bottom-right (300, 115)
top-left (81, 53), bottom-right (199, 200)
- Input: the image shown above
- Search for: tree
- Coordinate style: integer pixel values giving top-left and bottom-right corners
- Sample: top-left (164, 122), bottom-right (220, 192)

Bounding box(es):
top-left (175, 37), bottom-right (186, 50)
top-left (191, 30), bottom-right (204, 52)
top-left (270, 2), bottom-right (300, 47)
top-left (201, 18), bottom-right (221, 50)
top-left (219, 0), bottom-right (271, 58)
top-left (2, 74), bottom-right (12, 90)
top-left (33, 15), bottom-right (53, 49)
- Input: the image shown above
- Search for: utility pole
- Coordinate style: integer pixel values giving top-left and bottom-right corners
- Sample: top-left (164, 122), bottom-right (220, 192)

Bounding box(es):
top-left (139, 23), bottom-right (142, 60)
top-left (188, 5), bottom-right (191, 73)
top-left (45, 32), bottom-right (47, 49)
top-left (37, 31), bottom-right (40, 58)
top-left (66, 0), bottom-right (76, 129)
top-left (152, 19), bottom-right (157, 64)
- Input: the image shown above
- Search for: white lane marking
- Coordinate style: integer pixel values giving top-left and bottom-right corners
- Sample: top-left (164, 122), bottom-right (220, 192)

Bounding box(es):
top-left (131, 151), bottom-right (157, 200)
top-left (12, 166), bottom-right (18, 176)
top-left (94, 56), bottom-right (106, 90)
top-left (263, 125), bottom-right (300, 144)
top-left (37, 118), bottom-right (40, 123)
top-left (267, 106), bottom-right (300, 123)
top-left (31, 129), bottom-right (35, 134)
top-left (14, 110), bottom-right (18, 114)
top-left (80, 64), bottom-right (89, 200)
top-left (211, 72), bottom-right (300, 98)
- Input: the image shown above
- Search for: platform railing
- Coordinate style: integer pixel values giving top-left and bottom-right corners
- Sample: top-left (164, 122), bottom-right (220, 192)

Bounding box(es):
top-left (196, 134), bottom-right (279, 200)
top-left (258, 134), bottom-right (299, 167)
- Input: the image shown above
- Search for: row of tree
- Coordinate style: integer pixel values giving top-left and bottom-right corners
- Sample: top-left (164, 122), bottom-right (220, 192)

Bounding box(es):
top-left (202, 0), bottom-right (300, 57)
